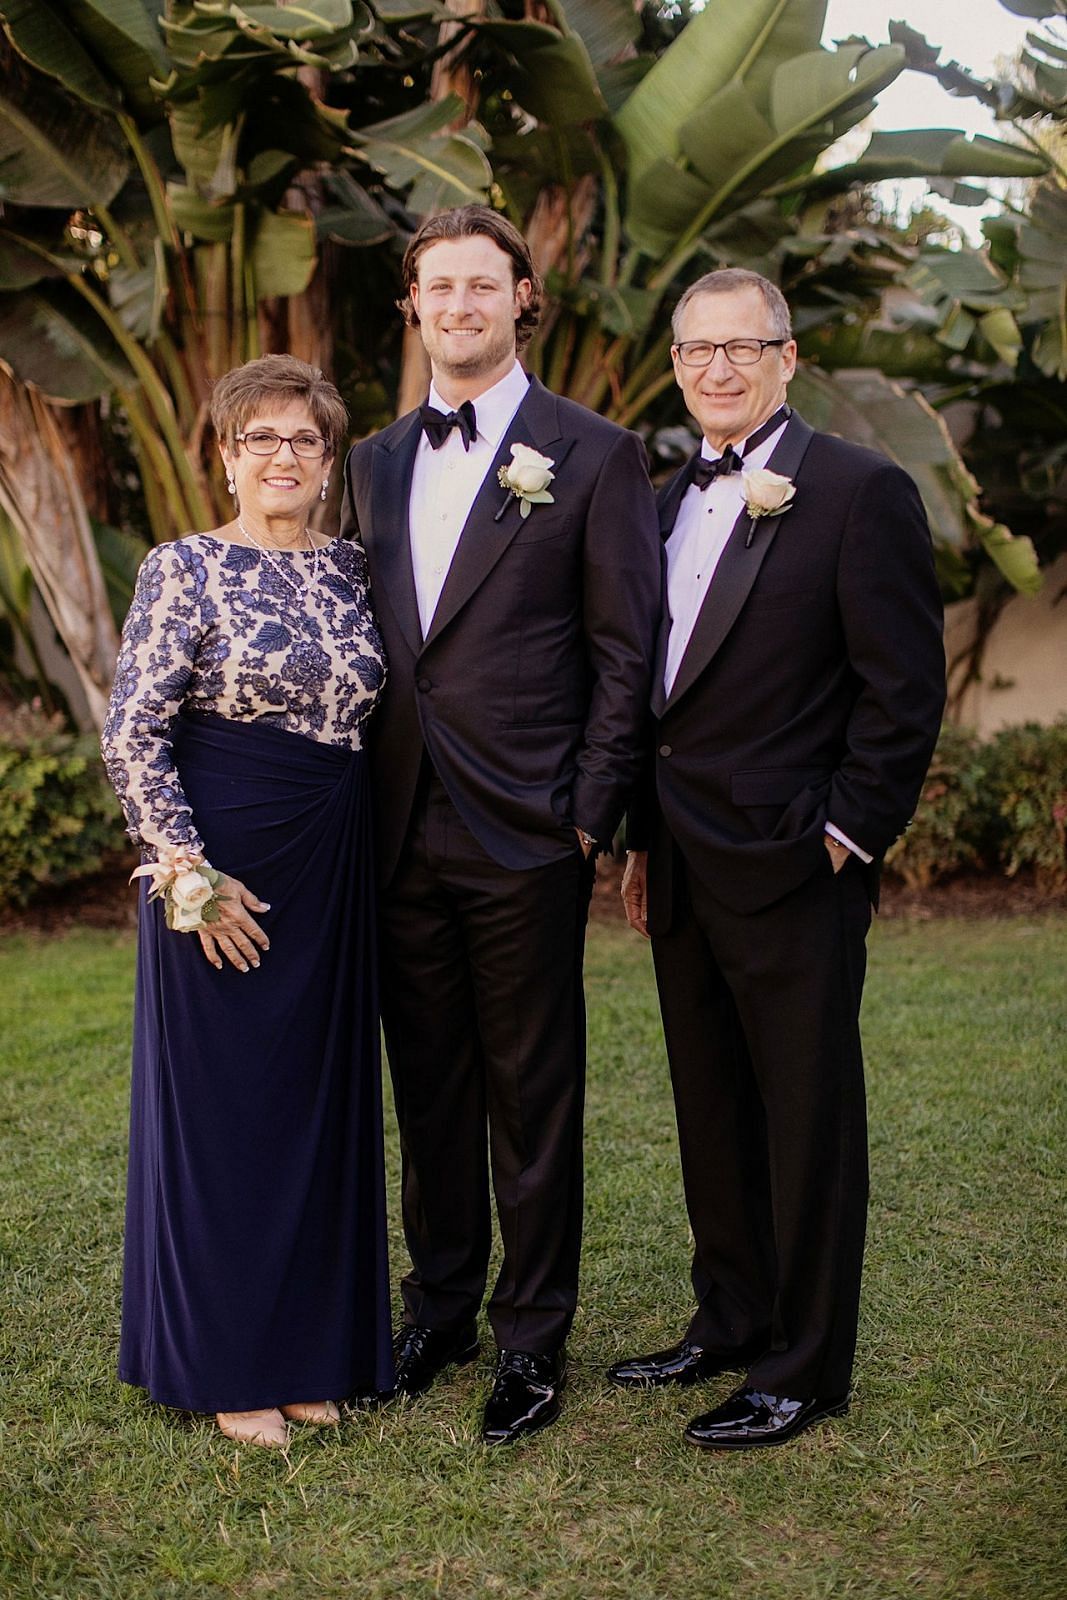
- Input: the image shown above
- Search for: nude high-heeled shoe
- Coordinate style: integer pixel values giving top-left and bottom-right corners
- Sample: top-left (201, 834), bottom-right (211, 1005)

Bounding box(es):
top-left (216, 1408), bottom-right (289, 1448)
top-left (280, 1401), bottom-right (340, 1426)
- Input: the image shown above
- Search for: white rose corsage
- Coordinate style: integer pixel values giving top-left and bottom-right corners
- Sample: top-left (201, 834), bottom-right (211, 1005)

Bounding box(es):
top-left (495, 442), bottom-right (555, 521)
top-left (131, 846), bottom-right (225, 932)
top-left (742, 468), bottom-right (795, 546)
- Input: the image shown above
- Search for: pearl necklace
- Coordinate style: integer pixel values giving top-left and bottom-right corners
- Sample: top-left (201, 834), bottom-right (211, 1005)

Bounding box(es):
top-left (237, 517), bottom-right (320, 593)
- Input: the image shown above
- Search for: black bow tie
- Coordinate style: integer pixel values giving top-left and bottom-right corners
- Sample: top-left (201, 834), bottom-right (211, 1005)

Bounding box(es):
top-left (420, 399), bottom-right (477, 451)
top-left (691, 444), bottom-right (742, 490)
top-left (691, 405), bottom-right (792, 491)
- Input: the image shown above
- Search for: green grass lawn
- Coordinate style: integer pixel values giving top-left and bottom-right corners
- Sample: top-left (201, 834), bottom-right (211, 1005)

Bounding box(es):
top-left (1, 914), bottom-right (1064, 1599)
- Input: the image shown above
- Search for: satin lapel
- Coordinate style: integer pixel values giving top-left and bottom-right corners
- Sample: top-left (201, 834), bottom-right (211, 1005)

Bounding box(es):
top-left (649, 459), bottom-right (696, 717)
top-left (663, 413), bottom-right (815, 713)
top-left (367, 411), bottom-right (423, 657)
top-left (422, 375), bottom-right (571, 648)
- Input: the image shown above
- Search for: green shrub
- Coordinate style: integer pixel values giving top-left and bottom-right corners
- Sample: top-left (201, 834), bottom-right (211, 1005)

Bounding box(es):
top-left (985, 720), bottom-right (1067, 889)
top-left (0, 703), bottom-right (128, 910)
top-left (884, 723), bottom-right (995, 888)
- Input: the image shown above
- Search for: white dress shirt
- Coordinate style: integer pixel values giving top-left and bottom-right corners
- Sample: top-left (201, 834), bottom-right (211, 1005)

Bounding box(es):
top-left (662, 419), bottom-right (870, 863)
top-left (409, 362), bottom-right (530, 635)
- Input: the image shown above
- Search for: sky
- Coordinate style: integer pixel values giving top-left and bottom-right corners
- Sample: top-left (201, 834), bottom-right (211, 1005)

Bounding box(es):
top-left (820, 0), bottom-right (1053, 238)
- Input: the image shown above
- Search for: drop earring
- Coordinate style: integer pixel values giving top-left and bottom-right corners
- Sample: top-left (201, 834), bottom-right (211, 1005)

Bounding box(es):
top-left (321, 477), bottom-right (329, 502)
top-left (226, 472), bottom-right (236, 496)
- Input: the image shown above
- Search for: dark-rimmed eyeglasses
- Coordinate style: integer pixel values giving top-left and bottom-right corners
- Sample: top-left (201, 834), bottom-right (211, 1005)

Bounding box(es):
top-left (673, 339), bottom-right (787, 368)
top-left (235, 430), bottom-right (327, 459)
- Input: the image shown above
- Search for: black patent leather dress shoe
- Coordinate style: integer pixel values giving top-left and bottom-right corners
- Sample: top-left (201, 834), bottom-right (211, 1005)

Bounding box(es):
top-left (607, 1338), bottom-right (751, 1389)
top-left (482, 1348), bottom-right (566, 1445)
top-left (685, 1385), bottom-right (849, 1450)
top-left (391, 1323), bottom-right (479, 1398)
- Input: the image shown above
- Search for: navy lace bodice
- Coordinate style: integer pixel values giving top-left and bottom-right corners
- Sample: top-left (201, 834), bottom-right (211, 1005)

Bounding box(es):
top-left (101, 534), bottom-right (386, 856)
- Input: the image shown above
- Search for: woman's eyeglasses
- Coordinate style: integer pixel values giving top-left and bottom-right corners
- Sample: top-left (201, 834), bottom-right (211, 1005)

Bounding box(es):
top-left (236, 430), bottom-right (327, 458)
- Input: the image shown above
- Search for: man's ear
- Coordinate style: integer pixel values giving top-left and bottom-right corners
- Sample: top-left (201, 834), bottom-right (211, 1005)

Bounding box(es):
top-left (514, 277), bottom-right (532, 317)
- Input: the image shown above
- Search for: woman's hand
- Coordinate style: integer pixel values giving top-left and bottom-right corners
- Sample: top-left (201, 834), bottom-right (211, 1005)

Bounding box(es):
top-left (196, 874), bottom-right (271, 972)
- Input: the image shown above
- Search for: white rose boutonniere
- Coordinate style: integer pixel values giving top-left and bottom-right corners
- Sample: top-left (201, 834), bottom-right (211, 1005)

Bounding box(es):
top-left (741, 467), bottom-right (795, 546)
top-left (496, 442), bottom-right (556, 520)
top-left (742, 467), bottom-right (795, 520)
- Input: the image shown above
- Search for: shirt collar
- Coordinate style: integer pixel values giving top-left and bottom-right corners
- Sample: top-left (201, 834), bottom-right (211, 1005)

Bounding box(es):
top-left (698, 412), bottom-right (789, 465)
top-left (426, 362), bottom-right (530, 449)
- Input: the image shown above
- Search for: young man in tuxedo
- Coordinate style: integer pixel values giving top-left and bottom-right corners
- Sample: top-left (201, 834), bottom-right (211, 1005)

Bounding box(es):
top-left (340, 206), bottom-right (661, 1443)
top-left (610, 269), bottom-right (945, 1449)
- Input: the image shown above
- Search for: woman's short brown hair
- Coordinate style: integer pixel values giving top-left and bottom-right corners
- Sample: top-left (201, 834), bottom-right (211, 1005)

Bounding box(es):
top-left (398, 205), bottom-right (543, 352)
top-left (210, 354), bottom-right (348, 458)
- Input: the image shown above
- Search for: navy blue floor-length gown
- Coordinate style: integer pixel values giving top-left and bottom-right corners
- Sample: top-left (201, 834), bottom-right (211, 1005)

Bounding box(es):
top-left (102, 534), bottom-right (394, 1411)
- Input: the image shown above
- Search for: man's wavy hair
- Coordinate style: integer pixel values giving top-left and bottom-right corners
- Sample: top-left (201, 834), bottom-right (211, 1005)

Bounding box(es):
top-left (398, 206), bottom-right (543, 352)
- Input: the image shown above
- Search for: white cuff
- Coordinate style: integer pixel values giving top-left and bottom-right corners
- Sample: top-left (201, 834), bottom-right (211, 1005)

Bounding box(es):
top-left (825, 822), bottom-right (873, 864)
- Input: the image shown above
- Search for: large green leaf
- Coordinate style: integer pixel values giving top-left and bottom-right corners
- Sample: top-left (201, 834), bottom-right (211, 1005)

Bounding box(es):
top-left (0, 226), bottom-right (69, 290)
top-left (1, 0), bottom-right (169, 117)
top-left (784, 128), bottom-right (1048, 201)
top-left (0, 282), bottom-right (136, 400)
top-left (161, 0), bottom-right (363, 77)
top-left (317, 171), bottom-right (393, 246)
top-left (1, 0), bottom-right (115, 110)
top-left (904, 249), bottom-right (1026, 367)
top-left (349, 97), bottom-right (491, 217)
top-left (250, 208), bottom-right (317, 298)
top-left (0, 59), bottom-right (129, 205)
top-left (168, 184), bottom-right (235, 240)
top-left (626, 41), bottom-right (904, 258)
top-left (615, 0), bottom-right (827, 188)
top-left (548, 0), bottom-right (639, 69)
top-left (1019, 184), bottom-right (1067, 379)
top-left (789, 364), bottom-right (1041, 593)
top-left (998, 0), bottom-right (1065, 15)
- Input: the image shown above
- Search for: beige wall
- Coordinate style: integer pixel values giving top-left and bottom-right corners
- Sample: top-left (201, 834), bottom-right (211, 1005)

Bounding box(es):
top-left (945, 553), bottom-right (1067, 735)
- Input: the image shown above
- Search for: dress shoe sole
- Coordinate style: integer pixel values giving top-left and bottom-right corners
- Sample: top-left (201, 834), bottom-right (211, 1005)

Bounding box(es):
top-left (482, 1396), bottom-right (563, 1446)
top-left (394, 1339), bottom-right (481, 1399)
top-left (685, 1398), bottom-right (849, 1451)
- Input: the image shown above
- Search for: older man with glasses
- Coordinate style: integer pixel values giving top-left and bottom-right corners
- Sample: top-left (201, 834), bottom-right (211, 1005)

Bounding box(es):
top-left (610, 268), bottom-right (946, 1451)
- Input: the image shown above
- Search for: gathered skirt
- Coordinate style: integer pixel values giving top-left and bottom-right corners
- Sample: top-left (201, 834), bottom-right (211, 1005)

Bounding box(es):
top-left (119, 713), bottom-right (393, 1412)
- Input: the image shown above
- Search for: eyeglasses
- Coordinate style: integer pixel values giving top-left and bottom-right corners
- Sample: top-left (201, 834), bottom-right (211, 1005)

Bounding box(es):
top-left (235, 430), bottom-right (327, 459)
top-left (673, 339), bottom-right (787, 368)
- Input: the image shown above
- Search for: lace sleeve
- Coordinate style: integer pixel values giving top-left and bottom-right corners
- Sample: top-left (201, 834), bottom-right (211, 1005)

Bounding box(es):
top-left (100, 541), bottom-right (209, 858)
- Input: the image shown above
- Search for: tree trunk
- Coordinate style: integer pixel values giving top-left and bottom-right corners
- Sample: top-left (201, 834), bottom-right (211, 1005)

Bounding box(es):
top-left (0, 372), bottom-right (119, 731)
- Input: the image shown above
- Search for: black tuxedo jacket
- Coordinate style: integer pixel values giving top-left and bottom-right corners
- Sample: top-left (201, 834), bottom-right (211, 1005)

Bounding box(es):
top-left (630, 411), bottom-right (945, 924)
top-left (340, 374), bottom-right (662, 884)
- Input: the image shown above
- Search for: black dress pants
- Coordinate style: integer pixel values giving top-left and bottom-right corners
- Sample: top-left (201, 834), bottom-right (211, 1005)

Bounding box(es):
top-left (651, 847), bottom-right (872, 1399)
top-left (379, 772), bottom-right (594, 1355)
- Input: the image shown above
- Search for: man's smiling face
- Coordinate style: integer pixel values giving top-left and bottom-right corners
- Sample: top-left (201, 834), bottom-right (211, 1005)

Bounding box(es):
top-left (672, 286), bottom-right (796, 451)
top-left (410, 234), bottom-right (530, 394)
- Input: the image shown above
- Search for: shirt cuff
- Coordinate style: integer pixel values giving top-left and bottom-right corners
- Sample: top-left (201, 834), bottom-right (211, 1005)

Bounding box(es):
top-left (825, 822), bottom-right (873, 864)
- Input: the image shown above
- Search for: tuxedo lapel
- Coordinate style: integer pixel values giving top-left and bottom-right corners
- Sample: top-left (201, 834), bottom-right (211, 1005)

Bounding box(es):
top-left (648, 461), bottom-right (693, 715)
top-left (661, 413), bottom-right (815, 713)
top-left (422, 376), bottom-right (572, 648)
top-left (367, 410), bottom-right (423, 657)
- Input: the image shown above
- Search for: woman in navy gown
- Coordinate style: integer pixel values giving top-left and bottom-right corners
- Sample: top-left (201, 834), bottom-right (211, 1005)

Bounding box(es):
top-left (101, 354), bottom-right (392, 1447)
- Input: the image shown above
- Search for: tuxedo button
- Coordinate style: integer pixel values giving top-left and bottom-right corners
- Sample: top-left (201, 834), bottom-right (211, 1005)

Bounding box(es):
top-left (417, 677), bottom-right (432, 693)
top-left (659, 744), bottom-right (672, 758)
